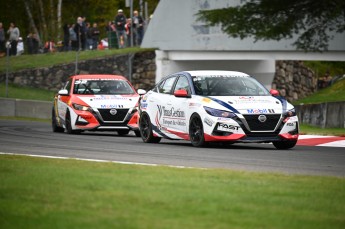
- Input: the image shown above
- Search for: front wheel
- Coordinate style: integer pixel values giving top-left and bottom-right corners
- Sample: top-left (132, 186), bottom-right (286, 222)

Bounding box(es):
top-left (273, 140), bottom-right (297, 149)
top-left (52, 107), bottom-right (64, 133)
top-left (139, 113), bottom-right (161, 143)
top-left (65, 111), bottom-right (81, 134)
top-left (189, 114), bottom-right (206, 147)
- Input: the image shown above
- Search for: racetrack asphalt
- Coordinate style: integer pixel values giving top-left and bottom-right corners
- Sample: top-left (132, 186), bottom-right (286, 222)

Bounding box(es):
top-left (0, 119), bottom-right (344, 177)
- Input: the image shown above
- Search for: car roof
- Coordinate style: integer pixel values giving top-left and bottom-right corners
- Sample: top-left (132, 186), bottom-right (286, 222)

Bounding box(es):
top-left (182, 70), bottom-right (250, 77)
top-left (71, 74), bottom-right (127, 80)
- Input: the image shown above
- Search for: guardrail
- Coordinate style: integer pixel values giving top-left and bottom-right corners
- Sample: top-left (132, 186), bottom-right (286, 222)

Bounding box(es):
top-left (295, 101), bottom-right (345, 128)
top-left (1, 98), bottom-right (344, 128)
top-left (0, 98), bottom-right (51, 119)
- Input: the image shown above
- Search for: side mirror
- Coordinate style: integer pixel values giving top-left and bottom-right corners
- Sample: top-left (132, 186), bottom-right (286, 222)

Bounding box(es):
top-left (58, 89), bottom-right (69, 96)
top-left (174, 89), bottom-right (190, 98)
top-left (270, 89), bottom-right (279, 96)
top-left (137, 89), bottom-right (146, 95)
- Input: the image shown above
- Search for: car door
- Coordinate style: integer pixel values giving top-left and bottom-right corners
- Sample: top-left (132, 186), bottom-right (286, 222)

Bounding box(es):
top-left (150, 75), bottom-right (178, 135)
top-left (169, 75), bottom-right (192, 134)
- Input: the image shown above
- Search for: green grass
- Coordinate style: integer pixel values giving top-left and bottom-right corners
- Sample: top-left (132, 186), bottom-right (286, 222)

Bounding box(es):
top-left (0, 47), bottom-right (150, 73)
top-left (293, 78), bottom-right (345, 105)
top-left (1, 154), bottom-right (344, 229)
top-left (300, 124), bottom-right (345, 136)
top-left (0, 83), bottom-right (55, 101)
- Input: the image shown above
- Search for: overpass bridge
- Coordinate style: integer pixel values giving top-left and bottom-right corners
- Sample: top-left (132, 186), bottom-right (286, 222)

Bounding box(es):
top-left (141, 0), bottom-right (345, 88)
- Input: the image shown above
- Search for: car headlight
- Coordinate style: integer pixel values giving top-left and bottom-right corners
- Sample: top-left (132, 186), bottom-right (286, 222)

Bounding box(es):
top-left (72, 103), bottom-right (91, 111)
top-left (283, 108), bottom-right (296, 118)
top-left (204, 106), bottom-right (236, 118)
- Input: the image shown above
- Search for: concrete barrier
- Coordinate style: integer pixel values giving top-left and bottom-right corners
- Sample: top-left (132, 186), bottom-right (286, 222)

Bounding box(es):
top-left (0, 98), bottom-right (51, 119)
top-left (296, 102), bottom-right (345, 128)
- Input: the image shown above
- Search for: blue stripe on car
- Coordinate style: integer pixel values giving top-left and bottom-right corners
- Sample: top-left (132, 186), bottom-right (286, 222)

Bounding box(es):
top-left (204, 96), bottom-right (240, 114)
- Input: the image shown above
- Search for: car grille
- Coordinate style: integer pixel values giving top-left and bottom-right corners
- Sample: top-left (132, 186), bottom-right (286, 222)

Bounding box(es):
top-left (97, 109), bottom-right (129, 122)
top-left (242, 114), bottom-right (281, 131)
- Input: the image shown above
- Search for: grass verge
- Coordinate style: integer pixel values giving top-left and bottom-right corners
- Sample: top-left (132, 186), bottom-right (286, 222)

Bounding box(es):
top-left (299, 124), bottom-right (345, 137)
top-left (0, 154), bottom-right (344, 229)
top-left (0, 47), bottom-right (149, 73)
top-left (0, 83), bottom-right (55, 101)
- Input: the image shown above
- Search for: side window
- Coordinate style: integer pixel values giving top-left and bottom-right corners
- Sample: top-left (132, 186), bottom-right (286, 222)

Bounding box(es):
top-left (64, 79), bottom-right (72, 93)
top-left (157, 76), bottom-right (177, 94)
top-left (174, 76), bottom-right (191, 94)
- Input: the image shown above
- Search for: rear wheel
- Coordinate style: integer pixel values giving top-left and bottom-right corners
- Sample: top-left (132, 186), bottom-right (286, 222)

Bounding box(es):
top-left (273, 140), bottom-right (297, 149)
top-left (117, 130), bottom-right (130, 136)
top-left (65, 111), bottom-right (81, 134)
top-left (189, 114), bottom-right (206, 147)
top-left (139, 113), bottom-right (161, 143)
top-left (52, 107), bottom-right (64, 133)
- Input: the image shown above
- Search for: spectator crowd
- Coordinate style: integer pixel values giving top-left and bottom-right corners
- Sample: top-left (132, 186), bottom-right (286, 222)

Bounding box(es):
top-left (0, 9), bottom-right (146, 57)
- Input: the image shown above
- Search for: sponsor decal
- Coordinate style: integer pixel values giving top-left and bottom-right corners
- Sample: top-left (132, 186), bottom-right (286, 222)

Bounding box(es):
top-left (93, 95), bottom-right (128, 100)
top-left (163, 119), bottom-right (186, 126)
top-left (247, 108), bottom-right (275, 114)
top-left (157, 105), bottom-right (185, 118)
top-left (202, 98), bottom-right (211, 103)
top-left (217, 123), bottom-right (240, 132)
top-left (217, 117), bottom-right (231, 121)
top-left (286, 123), bottom-right (295, 126)
top-left (100, 104), bottom-right (124, 108)
top-left (239, 96), bottom-right (254, 100)
top-left (189, 102), bottom-right (200, 107)
top-left (204, 117), bottom-right (214, 127)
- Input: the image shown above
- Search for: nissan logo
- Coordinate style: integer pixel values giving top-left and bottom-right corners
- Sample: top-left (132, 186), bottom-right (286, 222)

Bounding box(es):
top-left (258, 115), bottom-right (267, 122)
top-left (109, 109), bottom-right (117, 115)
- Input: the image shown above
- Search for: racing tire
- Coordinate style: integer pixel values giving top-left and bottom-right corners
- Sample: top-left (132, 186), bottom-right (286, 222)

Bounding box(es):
top-left (117, 130), bottom-right (130, 136)
top-left (52, 108), bottom-right (64, 133)
top-left (139, 112), bottom-right (161, 143)
top-left (134, 130), bottom-right (141, 137)
top-left (273, 140), bottom-right (297, 149)
top-left (65, 111), bottom-right (81, 134)
top-left (189, 114), bottom-right (206, 147)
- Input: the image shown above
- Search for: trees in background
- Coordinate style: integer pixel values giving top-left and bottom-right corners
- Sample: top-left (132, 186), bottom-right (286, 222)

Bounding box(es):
top-left (197, 0), bottom-right (345, 51)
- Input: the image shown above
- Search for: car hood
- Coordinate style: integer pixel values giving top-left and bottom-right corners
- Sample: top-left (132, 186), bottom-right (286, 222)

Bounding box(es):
top-left (77, 95), bottom-right (139, 109)
top-left (201, 96), bottom-right (292, 114)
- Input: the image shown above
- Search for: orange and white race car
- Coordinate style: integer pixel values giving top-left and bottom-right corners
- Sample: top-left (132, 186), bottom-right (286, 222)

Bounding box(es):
top-left (52, 74), bottom-right (146, 136)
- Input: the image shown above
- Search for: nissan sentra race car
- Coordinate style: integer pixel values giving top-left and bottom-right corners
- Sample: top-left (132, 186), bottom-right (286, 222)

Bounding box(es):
top-left (52, 74), bottom-right (145, 136)
top-left (138, 70), bottom-right (299, 149)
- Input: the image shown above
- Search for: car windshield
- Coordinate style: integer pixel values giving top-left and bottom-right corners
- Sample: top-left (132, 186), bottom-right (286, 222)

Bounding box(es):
top-left (192, 75), bottom-right (270, 96)
top-left (73, 79), bottom-right (135, 95)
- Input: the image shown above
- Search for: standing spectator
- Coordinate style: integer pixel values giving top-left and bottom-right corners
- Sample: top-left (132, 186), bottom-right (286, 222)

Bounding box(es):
top-left (32, 33), bottom-right (39, 54)
top-left (7, 22), bottom-right (20, 56)
top-left (132, 10), bottom-right (144, 46)
top-left (125, 18), bottom-right (134, 47)
top-left (90, 22), bottom-right (100, 50)
top-left (69, 24), bottom-right (78, 51)
top-left (74, 17), bottom-right (85, 51)
top-left (63, 23), bottom-right (70, 51)
top-left (17, 37), bottom-right (24, 55)
top-left (85, 22), bottom-right (93, 50)
top-left (0, 22), bottom-right (5, 56)
top-left (27, 33), bottom-right (34, 54)
top-left (115, 9), bottom-right (127, 48)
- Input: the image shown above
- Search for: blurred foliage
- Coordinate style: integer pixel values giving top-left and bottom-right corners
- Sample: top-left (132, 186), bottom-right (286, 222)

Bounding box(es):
top-left (0, 0), bottom-right (159, 45)
top-left (303, 61), bottom-right (345, 78)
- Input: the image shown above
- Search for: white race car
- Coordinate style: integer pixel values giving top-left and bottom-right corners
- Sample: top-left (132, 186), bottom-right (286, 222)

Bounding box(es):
top-left (52, 74), bottom-right (145, 136)
top-left (138, 70), bottom-right (299, 149)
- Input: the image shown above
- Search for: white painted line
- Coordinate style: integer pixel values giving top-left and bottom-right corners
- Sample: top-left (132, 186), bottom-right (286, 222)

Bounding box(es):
top-left (0, 152), bottom-right (199, 169)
